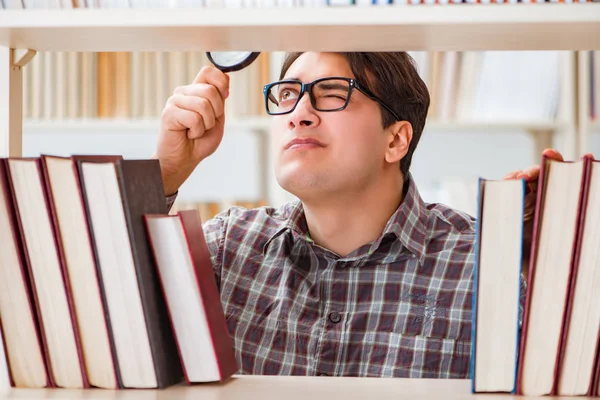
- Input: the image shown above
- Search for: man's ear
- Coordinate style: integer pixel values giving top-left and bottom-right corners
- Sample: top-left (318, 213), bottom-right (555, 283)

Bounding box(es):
top-left (385, 121), bottom-right (413, 164)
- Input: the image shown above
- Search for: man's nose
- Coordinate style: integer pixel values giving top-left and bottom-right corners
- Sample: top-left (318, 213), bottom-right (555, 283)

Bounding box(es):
top-left (287, 93), bottom-right (319, 129)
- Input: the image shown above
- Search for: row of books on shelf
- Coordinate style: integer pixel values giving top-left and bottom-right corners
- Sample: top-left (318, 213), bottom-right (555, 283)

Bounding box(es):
top-left (410, 50), bottom-right (562, 123)
top-left (0, 0), bottom-right (597, 8)
top-left (592, 52), bottom-right (599, 122)
top-left (20, 49), bottom-right (574, 124)
top-left (0, 155), bottom-right (600, 393)
top-left (0, 155), bottom-right (239, 389)
top-left (21, 51), bottom-right (270, 121)
top-left (472, 153), bottom-right (600, 396)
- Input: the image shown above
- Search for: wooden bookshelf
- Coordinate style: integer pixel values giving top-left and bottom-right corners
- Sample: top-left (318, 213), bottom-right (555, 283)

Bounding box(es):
top-left (0, 375), bottom-right (597, 399)
top-left (0, 5), bottom-right (600, 52)
top-left (0, 8), bottom-right (599, 397)
top-left (2, 6), bottom-right (598, 159)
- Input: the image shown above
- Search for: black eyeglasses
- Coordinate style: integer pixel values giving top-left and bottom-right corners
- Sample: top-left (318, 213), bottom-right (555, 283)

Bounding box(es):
top-left (263, 76), bottom-right (401, 121)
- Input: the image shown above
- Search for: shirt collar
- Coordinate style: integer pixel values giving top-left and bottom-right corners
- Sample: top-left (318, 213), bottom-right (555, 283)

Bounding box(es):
top-left (264, 173), bottom-right (430, 261)
top-left (261, 199), bottom-right (308, 254)
top-left (367, 173), bottom-right (429, 262)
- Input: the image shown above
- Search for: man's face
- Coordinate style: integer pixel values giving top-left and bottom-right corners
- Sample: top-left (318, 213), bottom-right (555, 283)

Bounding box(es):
top-left (271, 52), bottom-right (391, 201)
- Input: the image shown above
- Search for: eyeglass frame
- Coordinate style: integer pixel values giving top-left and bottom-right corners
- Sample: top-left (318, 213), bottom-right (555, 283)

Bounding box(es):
top-left (262, 76), bottom-right (402, 121)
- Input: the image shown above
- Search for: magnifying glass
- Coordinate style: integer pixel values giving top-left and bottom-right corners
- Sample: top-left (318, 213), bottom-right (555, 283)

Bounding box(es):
top-left (206, 51), bottom-right (261, 72)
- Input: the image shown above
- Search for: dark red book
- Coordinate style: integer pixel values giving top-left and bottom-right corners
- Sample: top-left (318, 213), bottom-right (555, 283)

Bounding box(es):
top-left (77, 158), bottom-right (182, 389)
top-left (4, 157), bottom-right (88, 389)
top-left (144, 209), bottom-right (239, 384)
top-left (516, 154), bottom-right (588, 396)
top-left (0, 159), bottom-right (51, 388)
top-left (39, 154), bottom-right (124, 389)
top-left (554, 155), bottom-right (600, 396)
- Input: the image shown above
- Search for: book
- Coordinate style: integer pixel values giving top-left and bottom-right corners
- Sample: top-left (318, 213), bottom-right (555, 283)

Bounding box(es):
top-left (77, 158), bottom-right (183, 389)
top-left (556, 155), bottom-right (600, 396)
top-left (40, 154), bottom-right (123, 389)
top-left (0, 159), bottom-right (49, 388)
top-left (470, 178), bottom-right (524, 393)
top-left (516, 155), bottom-right (588, 396)
top-left (4, 157), bottom-right (88, 389)
top-left (144, 209), bottom-right (239, 384)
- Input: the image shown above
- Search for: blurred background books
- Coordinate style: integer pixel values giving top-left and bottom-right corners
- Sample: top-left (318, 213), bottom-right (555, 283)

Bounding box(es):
top-left (15, 48), bottom-right (600, 218)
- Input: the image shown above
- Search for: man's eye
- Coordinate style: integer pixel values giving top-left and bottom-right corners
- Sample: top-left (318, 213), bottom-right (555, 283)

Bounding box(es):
top-left (280, 90), bottom-right (297, 101)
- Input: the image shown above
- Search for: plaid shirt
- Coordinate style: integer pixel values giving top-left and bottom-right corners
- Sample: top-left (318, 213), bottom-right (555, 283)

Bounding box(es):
top-left (168, 174), bottom-right (484, 378)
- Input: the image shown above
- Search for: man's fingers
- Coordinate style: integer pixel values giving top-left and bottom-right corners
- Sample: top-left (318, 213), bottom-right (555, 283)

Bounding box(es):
top-left (170, 94), bottom-right (216, 131)
top-left (187, 122), bottom-right (206, 140)
top-left (542, 148), bottom-right (564, 162)
top-left (503, 168), bottom-right (541, 182)
top-left (521, 165), bottom-right (541, 181)
top-left (163, 105), bottom-right (205, 135)
top-left (173, 84), bottom-right (225, 119)
top-left (503, 171), bottom-right (521, 180)
top-left (192, 66), bottom-right (230, 101)
top-left (525, 148), bottom-right (564, 181)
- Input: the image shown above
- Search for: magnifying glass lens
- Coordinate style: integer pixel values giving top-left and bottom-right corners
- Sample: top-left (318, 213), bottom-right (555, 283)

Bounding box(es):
top-left (206, 51), bottom-right (261, 72)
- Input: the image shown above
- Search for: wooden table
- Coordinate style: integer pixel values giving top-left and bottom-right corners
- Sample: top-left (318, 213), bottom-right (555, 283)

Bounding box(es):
top-left (0, 375), bottom-right (592, 400)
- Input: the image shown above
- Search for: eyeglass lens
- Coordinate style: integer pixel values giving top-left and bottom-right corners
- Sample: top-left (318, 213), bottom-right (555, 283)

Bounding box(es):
top-left (266, 79), bottom-right (351, 114)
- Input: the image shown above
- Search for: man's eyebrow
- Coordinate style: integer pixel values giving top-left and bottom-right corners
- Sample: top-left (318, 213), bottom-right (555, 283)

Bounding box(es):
top-left (282, 76), bottom-right (300, 81)
top-left (317, 82), bottom-right (347, 90)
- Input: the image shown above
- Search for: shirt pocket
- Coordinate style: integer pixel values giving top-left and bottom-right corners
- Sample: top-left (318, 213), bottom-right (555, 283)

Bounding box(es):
top-left (361, 330), bottom-right (470, 379)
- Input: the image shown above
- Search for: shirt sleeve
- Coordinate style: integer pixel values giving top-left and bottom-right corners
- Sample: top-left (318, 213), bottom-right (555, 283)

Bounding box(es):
top-left (164, 191), bottom-right (227, 290)
top-left (165, 191), bottom-right (178, 213)
top-left (519, 271), bottom-right (528, 328)
top-left (202, 214), bottom-right (227, 290)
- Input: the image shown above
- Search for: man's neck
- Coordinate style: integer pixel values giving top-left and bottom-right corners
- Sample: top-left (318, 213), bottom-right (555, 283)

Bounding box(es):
top-left (302, 175), bottom-right (405, 258)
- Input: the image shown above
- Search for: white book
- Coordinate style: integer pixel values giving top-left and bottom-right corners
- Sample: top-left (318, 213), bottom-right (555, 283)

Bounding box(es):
top-left (6, 159), bottom-right (85, 389)
top-left (472, 178), bottom-right (524, 393)
top-left (0, 327), bottom-right (9, 392)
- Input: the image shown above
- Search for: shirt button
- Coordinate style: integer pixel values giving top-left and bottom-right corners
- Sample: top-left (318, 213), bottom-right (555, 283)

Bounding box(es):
top-left (329, 311), bottom-right (342, 323)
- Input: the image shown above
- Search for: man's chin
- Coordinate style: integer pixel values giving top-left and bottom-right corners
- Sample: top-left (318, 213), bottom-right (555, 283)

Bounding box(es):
top-left (276, 169), bottom-right (323, 196)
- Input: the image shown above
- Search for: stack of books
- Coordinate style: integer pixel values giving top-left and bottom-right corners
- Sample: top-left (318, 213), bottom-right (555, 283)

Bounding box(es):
top-left (0, 0), bottom-right (597, 8)
top-left (471, 153), bottom-right (600, 396)
top-left (0, 155), bottom-right (238, 389)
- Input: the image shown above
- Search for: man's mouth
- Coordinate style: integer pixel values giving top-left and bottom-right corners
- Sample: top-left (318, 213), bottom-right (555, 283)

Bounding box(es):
top-left (285, 137), bottom-right (325, 150)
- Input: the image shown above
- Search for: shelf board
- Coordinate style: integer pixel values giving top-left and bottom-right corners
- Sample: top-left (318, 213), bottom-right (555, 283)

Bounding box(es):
top-left (1, 4), bottom-right (600, 52)
top-left (21, 117), bottom-right (561, 134)
top-left (0, 376), bottom-right (490, 400)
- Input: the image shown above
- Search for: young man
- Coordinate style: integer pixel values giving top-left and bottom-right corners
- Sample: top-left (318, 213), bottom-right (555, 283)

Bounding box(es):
top-left (153, 52), bottom-right (563, 379)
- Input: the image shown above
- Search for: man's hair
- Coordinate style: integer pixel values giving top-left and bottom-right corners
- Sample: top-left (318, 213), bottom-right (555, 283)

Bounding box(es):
top-left (279, 52), bottom-right (430, 180)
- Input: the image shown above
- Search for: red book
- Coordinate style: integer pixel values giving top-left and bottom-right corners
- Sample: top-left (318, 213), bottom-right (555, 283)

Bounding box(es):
top-left (0, 159), bottom-right (51, 388)
top-left (77, 159), bottom-right (182, 389)
top-left (40, 154), bottom-right (123, 389)
top-left (4, 157), bottom-right (88, 389)
top-left (555, 156), bottom-right (600, 396)
top-left (516, 154), bottom-right (588, 396)
top-left (144, 209), bottom-right (239, 384)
